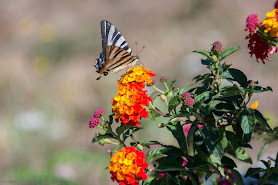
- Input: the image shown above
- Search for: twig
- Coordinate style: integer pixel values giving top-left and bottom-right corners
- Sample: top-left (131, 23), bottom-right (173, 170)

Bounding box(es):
top-left (255, 125), bottom-right (278, 135)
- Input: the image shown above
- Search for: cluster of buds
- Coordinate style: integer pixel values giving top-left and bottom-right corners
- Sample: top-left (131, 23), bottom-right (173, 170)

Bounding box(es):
top-left (89, 109), bottom-right (104, 128)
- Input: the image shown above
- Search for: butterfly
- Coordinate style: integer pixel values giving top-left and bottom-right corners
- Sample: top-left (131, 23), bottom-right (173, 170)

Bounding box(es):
top-left (94, 20), bottom-right (140, 80)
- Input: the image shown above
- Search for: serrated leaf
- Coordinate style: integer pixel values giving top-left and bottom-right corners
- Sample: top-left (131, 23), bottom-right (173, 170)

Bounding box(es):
top-left (221, 68), bottom-right (247, 86)
top-left (203, 100), bottom-right (222, 115)
top-left (116, 125), bottom-right (132, 135)
top-left (156, 163), bottom-right (184, 171)
top-left (166, 121), bottom-right (187, 153)
top-left (239, 108), bottom-right (255, 143)
top-left (179, 84), bottom-right (193, 96)
top-left (194, 92), bottom-right (214, 105)
top-left (193, 49), bottom-right (212, 59)
top-left (200, 125), bottom-right (223, 160)
top-left (148, 154), bottom-right (168, 163)
top-left (253, 86), bottom-right (272, 93)
top-left (220, 46), bottom-right (240, 61)
top-left (146, 146), bottom-right (169, 163)
top-left (245, 167), bottom-right (265, 178)
top-left (230, 169), bottom-right (244, 185)
top-left (168, 95), bottom-right (180, 112)
top-left (231, 148), bottom-right (252, 164)
top-left (254, 109), bottom-right (272, 130)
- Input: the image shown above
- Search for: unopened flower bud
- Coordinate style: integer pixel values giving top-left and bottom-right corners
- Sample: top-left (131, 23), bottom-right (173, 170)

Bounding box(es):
top-left (160, 94), bottom-right (167, 101)
top-left (137, 144), bottom-right (144, 151)
top-left (107, 150), bottom-right (112, 155)
top-left (158, 123), bottom-right (165, 128)
top-left (212, 55), bottom-right (217, 63)
top-left (248, 80), bottom-right (255, 86)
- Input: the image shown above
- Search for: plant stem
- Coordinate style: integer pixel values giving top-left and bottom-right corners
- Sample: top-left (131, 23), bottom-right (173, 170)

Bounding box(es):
top-left (152, 85), bottom-right (164, 94)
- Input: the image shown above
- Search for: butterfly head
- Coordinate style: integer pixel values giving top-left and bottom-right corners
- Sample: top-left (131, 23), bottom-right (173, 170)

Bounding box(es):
top-left (95, 56), bottom-right (103, 69)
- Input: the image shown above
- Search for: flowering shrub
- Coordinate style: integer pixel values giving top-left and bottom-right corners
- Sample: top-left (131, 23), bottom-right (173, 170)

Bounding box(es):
top-left (90, 2), bottom-right (278, 185)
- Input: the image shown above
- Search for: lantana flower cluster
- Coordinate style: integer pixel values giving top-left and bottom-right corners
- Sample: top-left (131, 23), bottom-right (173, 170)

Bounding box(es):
top-left (89, 109), bottom-right (104, 128)
top-left (181, 92), bottom-right (195, 107)
top-left (108, 146), bottom-right (148, 185)
top-left (245, 9), bottom-right (278, 64)
top-left (111, 66), bottom-right (156, 127)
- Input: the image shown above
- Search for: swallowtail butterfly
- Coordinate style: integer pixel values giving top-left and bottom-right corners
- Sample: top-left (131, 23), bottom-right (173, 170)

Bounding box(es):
top-left (94, 20), bottom-right (139, 80)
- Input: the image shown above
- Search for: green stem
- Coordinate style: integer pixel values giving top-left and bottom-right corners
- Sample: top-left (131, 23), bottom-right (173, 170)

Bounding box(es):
top-left (152, 85), bottom-right (164, 94)
top-left (163, 81), bottom-right (169, 91)
top-left (149, 102), bottom-right (169, 116)
top-left (108, 126), bottom-right (126, 147)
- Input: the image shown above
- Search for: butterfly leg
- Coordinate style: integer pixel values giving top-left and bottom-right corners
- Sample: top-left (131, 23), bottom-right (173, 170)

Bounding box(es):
top-left (96, 74), bottom-right (103, 80)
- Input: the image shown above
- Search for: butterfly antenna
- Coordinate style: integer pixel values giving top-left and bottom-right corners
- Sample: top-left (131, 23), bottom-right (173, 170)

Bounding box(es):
top-left (137, 46), bottom-right (145, 56)
top-left (135, 42), bottom-right (138, 55)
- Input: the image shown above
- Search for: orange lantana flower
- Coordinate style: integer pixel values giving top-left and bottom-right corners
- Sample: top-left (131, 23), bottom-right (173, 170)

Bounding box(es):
top-left (108, 146), bottom-right (148, 185)
top-left (111, 66), bottom-right (156, 127)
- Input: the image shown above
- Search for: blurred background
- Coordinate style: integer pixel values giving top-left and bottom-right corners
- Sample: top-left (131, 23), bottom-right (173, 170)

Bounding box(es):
top-left (0, 0), bottom-right (278, 184)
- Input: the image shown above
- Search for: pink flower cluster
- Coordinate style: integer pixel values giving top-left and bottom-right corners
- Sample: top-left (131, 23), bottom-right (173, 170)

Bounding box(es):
top-left (245, 14), bottom-right (259, 32)
top-left (181, 92), bottom-right (195, 107)
top-left (89, 109), bottom-right (104, 128)
top-left (212, 41), bottom-right (223, 52)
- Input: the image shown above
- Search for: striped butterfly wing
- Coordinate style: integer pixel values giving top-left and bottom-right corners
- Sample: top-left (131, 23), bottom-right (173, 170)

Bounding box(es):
top-left (95, 20), bottom-right (138, 79)
top-left (97, 20), bottom-right (132, 67)
top-left (104, 46), bottom-right (137, 74)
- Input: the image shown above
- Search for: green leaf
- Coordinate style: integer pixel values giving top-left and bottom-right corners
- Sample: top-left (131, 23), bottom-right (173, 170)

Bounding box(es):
top-left (220, 46), bottom-right (241, 61)
top-left (200, 125), bottom-right (223, 160)
top-left (253, 86), bottom-right (272, 93)
top-left (92, 133), bottom-right (113, 143)
top-left (245, 167), bottom-right (265, 178)
top-left (158, 173), bottom-right (178, 185)
top-left (146, 179), bottom-right (160, 185)
top-left (186, 157), bottom-right (209, 169)
top-left (148, 153), bottom-right (168, 163)
top-left (123, 127), bottom-right (143, 140)
top-left (187, 123), bottom-right (197, 146)
top-left (183, 171), bottom-right (200, 185)
top-left (116, 125), bottom-right (132, 135)
top-left (193, 49), bottom-right (212, 59)
top-left (230, 169), bottom-right (244, 185)
top-left (221, 68), bottom-right (247, 86)
top-left (166, 121), bottom-right (187, 153)
top-left (149, 109), bottom-right (161, 122)
top-left (239, 108), bottom-right (255, 143)
top-left (257, 142), bottom-right (270, 161)
top-left (221, 156), bottom-right (237, 168)
top-left (130, 141), bottom-right (161, 148)
top-left (108, 114), bottom-right (114, 125)
top-left (168, 95), bottom-right (180, 112)
top-left (146, 146), bottom-right (169, 163)
top-left (178, 84), bottom-right (193, 96)
top-left (194, 92), bottom-right (214, 105)
top-left (254, 109), bottom-right (272, 130)
top-left (156, 163), bottom-right (184, 171)
top-left (203, 100), bottom-right (222, 115)
top-left (230, 147), bottom-right (252, 164)
top-left (201, 58), bottom-right (213, 65)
